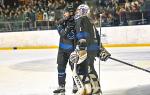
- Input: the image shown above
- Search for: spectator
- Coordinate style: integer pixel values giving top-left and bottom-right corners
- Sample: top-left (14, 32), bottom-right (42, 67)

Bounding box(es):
top-left (36, 10), bottom-right (43, 21)
top-left (119, 4), bottom-right (128, 25)
top-left (43, 10), bottom-right (49, 21)
top-left (36, 10), bottom-right (43, 30)
top-left (49, 11), bottom-right (55, 22)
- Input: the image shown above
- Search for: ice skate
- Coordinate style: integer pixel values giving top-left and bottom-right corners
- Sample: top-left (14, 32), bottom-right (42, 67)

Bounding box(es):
top-left (53, 85), bottom-right (65, 95)
top-left (72, 84), bottom-right (78, 94)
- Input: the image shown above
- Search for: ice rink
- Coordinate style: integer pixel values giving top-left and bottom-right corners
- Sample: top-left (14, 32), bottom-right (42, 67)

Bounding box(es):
top-left (0, 47), bottom-right (150, 95)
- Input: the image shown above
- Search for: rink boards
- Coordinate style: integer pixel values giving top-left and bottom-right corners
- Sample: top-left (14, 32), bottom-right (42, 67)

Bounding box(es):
top-left (0, 25), bottom-right (150, 49)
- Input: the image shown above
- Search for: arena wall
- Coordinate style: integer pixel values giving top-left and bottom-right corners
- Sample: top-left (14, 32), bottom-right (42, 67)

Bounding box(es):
top-left (0, 25), bottom-right (150, 49)
top-left (100, 25), bottom-right (150, 47)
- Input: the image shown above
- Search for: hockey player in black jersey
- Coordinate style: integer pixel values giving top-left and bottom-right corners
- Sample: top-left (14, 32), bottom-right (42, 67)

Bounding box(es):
top-left (53, 4), bottom-right (77, 95)
top-left (69, 4), bottom-right (111, 95)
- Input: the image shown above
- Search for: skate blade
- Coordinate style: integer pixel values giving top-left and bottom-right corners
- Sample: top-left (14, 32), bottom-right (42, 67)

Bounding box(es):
top-left (54, 92), bottom-right (65, 95)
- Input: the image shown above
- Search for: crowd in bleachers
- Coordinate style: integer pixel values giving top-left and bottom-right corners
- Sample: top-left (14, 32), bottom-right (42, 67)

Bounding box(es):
top-left (0, 0), bottom-right (66, 31)
top-left (0, 0), bottom-right (66, 21)
top-left (91, 0), bottom-right (149, 26)
top-left (0, 0), bottom-right (149, 31)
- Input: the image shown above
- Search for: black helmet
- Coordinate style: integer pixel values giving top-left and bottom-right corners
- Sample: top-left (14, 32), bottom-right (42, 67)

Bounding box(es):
top-left (64, 5), bottom-right (75, 13)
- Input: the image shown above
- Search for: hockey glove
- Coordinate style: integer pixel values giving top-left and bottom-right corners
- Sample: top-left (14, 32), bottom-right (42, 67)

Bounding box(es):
top-left (69, 51), bottom-right (79, 64)
top-left (69, 50), bottom-right (87, 64)
top-left (99, 47), bottom-right (111, 61)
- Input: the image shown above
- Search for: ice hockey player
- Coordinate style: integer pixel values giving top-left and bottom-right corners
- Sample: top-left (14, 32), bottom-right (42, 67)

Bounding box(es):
top-left (53, 4), bottom-right (80, 95)
top-left (69, 4), bottom-right (111, 95)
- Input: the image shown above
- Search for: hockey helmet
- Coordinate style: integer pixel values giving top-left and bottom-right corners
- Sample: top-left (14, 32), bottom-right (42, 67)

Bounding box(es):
top-left (74, 4), bottom-right (90, 19)
top-left (64, 4), bottom-right (75, 13)
top-left (76, 4), bottom-right (90, 16)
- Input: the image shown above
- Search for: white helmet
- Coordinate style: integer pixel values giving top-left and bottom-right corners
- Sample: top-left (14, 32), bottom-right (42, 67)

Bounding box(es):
top-left (75, 4), bottom-right (90, 19)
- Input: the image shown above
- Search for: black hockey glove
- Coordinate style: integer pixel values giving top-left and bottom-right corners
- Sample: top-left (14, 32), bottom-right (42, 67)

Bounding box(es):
top-left (99, 47), bottom-right (111, 61)
top-left (78, 39), bottom-right (87, 50)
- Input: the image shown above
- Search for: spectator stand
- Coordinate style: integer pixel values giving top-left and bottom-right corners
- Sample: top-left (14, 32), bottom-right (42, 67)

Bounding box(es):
top-left (0, 0), bottom-right (149, 32)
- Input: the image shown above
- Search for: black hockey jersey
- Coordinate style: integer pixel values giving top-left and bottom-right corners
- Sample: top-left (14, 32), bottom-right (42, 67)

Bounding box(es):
top-left (57, 16), bottom-right (76, 52)
top-left (75, 16), bottom-right (100, 56)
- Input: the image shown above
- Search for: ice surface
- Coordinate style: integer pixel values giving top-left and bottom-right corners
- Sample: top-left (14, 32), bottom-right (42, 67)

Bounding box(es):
top-left (0, 47), bottom-right (150, 95)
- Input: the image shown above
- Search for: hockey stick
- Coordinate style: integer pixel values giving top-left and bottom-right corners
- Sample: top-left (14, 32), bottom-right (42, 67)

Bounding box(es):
top-left (71, 50), bottom-right (85, 95)
top-left (109, 57), bottom-right (150, 73)
top-left (98, 14), bottom-right (102, 80)
top-left (72, 62), bottom-right (85, 95)
top-left (98, 14), bottom-right (104, 95)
